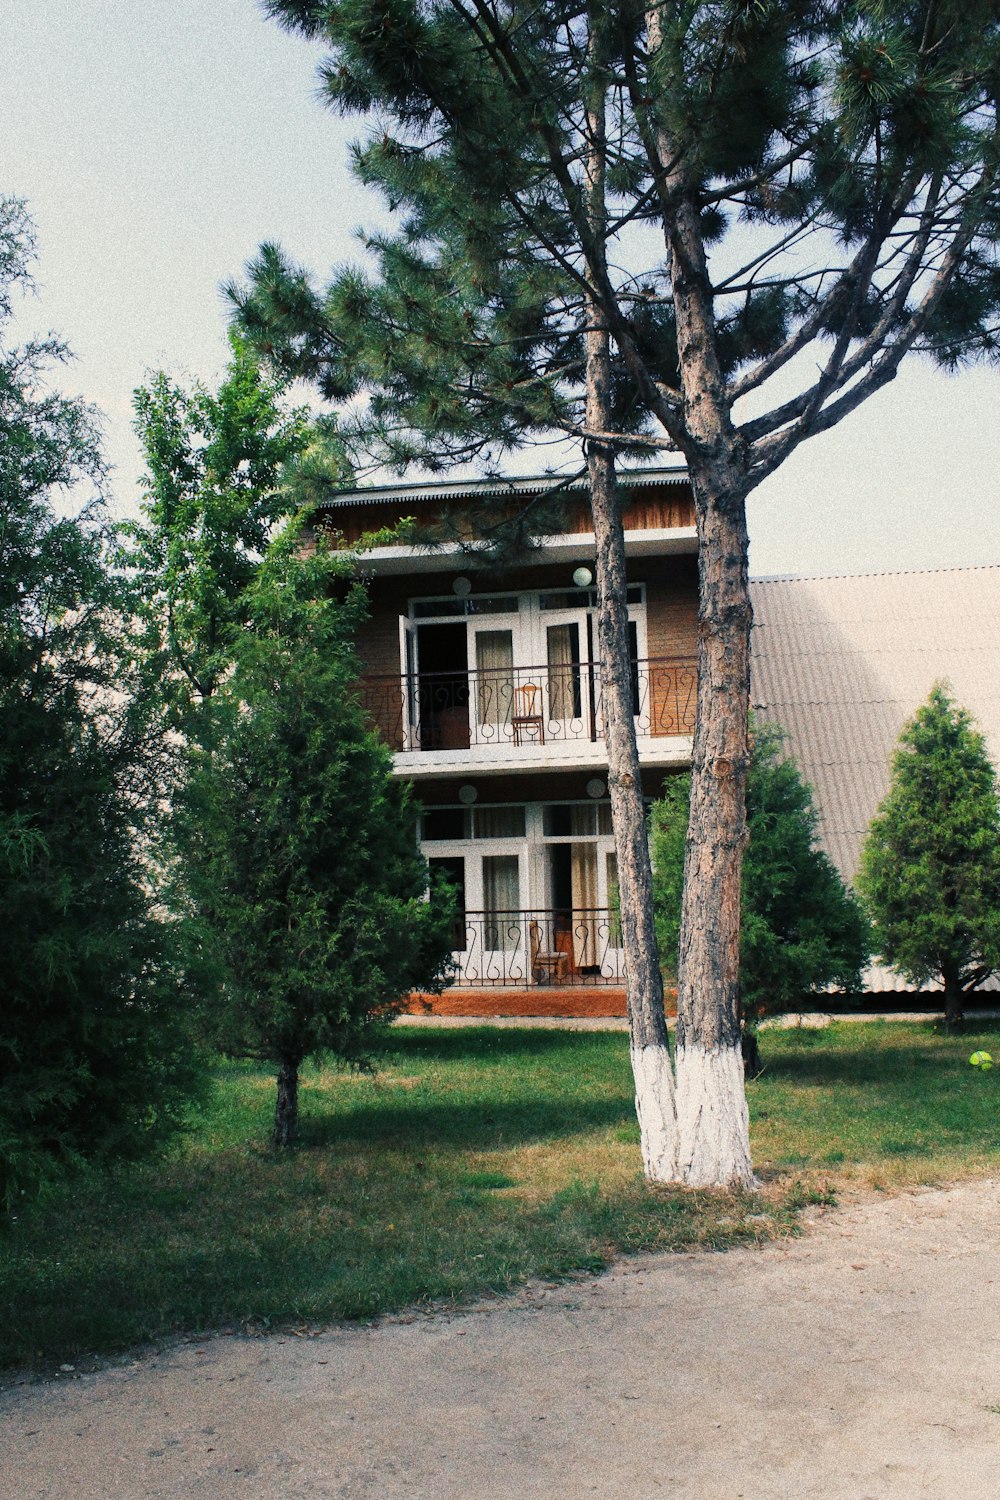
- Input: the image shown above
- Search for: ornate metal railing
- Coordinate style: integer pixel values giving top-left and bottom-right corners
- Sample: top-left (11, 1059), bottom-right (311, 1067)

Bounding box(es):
top-left (359, 656), bottom-right (697, 752)
top-left (445, 909), bottom-right (625, 987)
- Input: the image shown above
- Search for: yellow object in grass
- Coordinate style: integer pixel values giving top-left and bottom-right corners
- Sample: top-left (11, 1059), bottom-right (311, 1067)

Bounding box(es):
top-left (969, 1051), bottom-right (994, 1070)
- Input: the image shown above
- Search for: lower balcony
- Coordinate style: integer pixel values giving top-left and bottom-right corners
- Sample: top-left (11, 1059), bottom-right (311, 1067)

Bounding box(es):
top-left (442, 908), bottom-right (625, 988)
top-left (358, 656), bottom-right (697, 770)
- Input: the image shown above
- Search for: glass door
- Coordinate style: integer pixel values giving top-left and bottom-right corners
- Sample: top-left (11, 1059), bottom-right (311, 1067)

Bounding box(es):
top-left (472, 628), bottom-right (515, 744)
top-left (398, 616), bottom-right (418, 751)
top-left (479, 852), bottom-right (527, 982)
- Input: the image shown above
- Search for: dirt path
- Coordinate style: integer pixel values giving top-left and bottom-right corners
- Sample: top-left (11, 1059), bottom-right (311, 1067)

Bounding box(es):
top-left (4, 1179), bottom-right (1000, 1499)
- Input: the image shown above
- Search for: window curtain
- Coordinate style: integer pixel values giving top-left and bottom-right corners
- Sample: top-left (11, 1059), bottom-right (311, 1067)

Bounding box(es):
top-left (483, 854), bottom-right (520, 951)
top-left (606, 852), bottom-right (622, 948)
top-left (546, 624), bottom-right (579, 722)
top-left (570, 842), bottom-right (599, 967)
top-left (475, 630), bottom-right (514, 730)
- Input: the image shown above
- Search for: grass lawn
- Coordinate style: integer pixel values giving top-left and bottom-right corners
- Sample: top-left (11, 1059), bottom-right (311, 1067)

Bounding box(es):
top-left (2, 1019), bottom-right (998, 1372)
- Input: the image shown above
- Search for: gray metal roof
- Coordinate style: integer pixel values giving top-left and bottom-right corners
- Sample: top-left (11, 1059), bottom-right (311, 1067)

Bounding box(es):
top-left (750, 566), bottom-right (1000, 992)
top-left (318, 465), bottom-right (690, 508)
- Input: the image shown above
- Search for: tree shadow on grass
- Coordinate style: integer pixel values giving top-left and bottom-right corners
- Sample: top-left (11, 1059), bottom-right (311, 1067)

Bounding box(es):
top-left (300, 1088), bottom-right (635, 1152)
top-left (756, 1034), bottom-right (1000, 1087)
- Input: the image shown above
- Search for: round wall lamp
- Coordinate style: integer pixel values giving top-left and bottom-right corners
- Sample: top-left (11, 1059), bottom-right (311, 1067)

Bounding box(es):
top-left (586, 778), bottom-right (607, 799)
top-left (452, 576), bottom-right (472, 598)
top-left (457, 784), bottom-right (478, 805)
top-left (572, 566), bottom-right (594, 589)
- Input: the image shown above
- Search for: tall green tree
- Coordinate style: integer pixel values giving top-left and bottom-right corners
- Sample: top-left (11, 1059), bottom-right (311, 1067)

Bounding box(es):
top-left (0, 199), bottom-right (200, 1211)
top-left (654, 726), bottom-right (870, 1070)
top-left (857, 684), bottom-right (1000, 1031)
top-left (181, 533), bottom-right (455, 1147)
top-left (125, 336), bottom-right (316, 716)
top-left (232, 0), bottom-right (1000, 1185)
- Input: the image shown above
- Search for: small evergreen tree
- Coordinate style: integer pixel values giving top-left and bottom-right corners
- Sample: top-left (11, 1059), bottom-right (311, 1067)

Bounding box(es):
top-left (0, 200), bottom-right (200, 1211)
top-left (181, 534), bottom-right (455, 1148)
top-left (654, 727), bottom-right (870, 1068)
top-left (857, 684), bottom-right (1000, 1031)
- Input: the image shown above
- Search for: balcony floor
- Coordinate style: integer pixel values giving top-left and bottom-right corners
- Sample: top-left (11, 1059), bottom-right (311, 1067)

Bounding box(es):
top-left (394, 734), bottom-right (692, 778)
top-left (406, 988), bottom-right (678, 1019)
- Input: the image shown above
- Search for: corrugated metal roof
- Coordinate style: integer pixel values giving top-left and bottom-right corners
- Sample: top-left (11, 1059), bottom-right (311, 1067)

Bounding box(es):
top-left (750, 564), bottom-right (1000, 883)
top-left (750, 565), bottom-right (1000, 995)
top-left (318, 465), bottom-right (690, 508)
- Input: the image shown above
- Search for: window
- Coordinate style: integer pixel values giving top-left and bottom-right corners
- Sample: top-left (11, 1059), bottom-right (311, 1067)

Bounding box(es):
top-left (412, 595), bottom-right (519, 618)
top-left (423, 807), bottom-right (470, 841)
top-left (474, 805), bottom-right (526, 839)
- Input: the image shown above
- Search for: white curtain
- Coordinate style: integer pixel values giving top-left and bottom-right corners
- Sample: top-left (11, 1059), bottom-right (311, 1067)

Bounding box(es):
top-left (483, 854), bottom-right (520, 950)
top-left (546, 624), bottom-right (578, 722)
top-left (475, 630), bottom-right (514, 729)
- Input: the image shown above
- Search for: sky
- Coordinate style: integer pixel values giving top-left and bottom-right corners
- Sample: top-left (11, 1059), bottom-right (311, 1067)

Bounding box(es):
top-left (4, 0), bottom-right (1000, 580)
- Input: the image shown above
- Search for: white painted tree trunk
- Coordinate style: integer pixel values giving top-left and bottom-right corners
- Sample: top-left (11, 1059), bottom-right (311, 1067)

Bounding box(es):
top-left (631, 1043), bottom-right (679, 1181)
top-left (675, 1041), bottom-right (755, 1189)
top-left (580, 58), bottom-right (680, 1184)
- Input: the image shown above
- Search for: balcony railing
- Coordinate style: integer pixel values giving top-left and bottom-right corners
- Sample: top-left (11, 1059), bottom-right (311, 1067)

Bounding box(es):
top-left (445, 909), bottom-right (624, 987)
top-left (359, 656), bottom-right (697, 753)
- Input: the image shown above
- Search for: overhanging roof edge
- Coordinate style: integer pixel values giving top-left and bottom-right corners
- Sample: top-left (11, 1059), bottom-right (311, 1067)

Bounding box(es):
top-left (317, 466), bottom-right (690, 509)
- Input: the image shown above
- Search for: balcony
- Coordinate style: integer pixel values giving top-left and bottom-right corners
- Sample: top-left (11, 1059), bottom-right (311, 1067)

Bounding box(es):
top-left (443, 909), bottom-right (624, 988)
top-left (359, 656), bottom-right (697, 768)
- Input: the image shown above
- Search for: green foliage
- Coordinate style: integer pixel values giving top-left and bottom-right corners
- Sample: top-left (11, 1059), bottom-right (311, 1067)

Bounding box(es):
top-left (177, 533), bottom-right (455, 1107)
top-left (0, 200), bottom-right (201, 1212)
top-left (123, 337), bottom-right (323, 713)
top-left (857, 684), bottom-right (1000, 994)
top-left (653, 727), bottom-right (870, 1021)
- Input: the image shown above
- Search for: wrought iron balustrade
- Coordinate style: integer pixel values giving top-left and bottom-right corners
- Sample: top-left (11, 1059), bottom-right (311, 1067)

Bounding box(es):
top-left (444, 909), bottom-right (625, 987)
top-left (358, 657), bottom-right (697, 752)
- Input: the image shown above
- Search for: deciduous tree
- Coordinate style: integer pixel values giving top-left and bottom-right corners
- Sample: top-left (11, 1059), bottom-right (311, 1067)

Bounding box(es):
top-left (857, 684), bottom-right (1000, 1031)
top-left (231, 0), bottom-right (1000, 1185)
top-left (125, 336), bottom-right (314, 717)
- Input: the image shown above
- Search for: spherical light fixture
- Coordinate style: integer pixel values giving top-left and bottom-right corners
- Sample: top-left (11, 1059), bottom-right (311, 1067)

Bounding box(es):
top-left (452, 576), bottom-right (472, 598)
top-left (458, 784), bottom-right (478, 805)
top-left (586, 778), bottom-right (607, 799)
top-left (572, 566), bottom-right (593, 589)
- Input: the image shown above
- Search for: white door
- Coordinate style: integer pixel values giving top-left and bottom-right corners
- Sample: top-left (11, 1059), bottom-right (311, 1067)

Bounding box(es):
top-left (478, 852), bottom-right (528, 982)
top-left (540, 610), bottom-right (592, 742)
top-left (469, 625), bottom-right (515, 746)
top-left (398, 616), bottom-right (419, 751)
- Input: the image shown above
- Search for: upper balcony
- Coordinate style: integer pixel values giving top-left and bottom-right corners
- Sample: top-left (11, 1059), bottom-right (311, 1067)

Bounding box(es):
top-left (314, 467), bottom-right (697, 577)
top-left (359, 655), bottom-right (696, 777)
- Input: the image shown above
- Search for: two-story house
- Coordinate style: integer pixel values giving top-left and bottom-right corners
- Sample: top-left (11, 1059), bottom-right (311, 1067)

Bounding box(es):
top-left (316, 468), bottom-right (700, 1015)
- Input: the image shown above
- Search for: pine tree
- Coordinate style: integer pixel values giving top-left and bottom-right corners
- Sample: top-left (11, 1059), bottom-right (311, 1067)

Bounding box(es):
top-left (0, 200), bottom-right (200, 1210)
top-left (231, 0), bottom-right (1000, 1185)
top-left (180, 533), bottom-right (456, 1148)
top-left (857, 684), bottom-right (1000, 1031)
top-left (654, 727), bottom-right (870, 1070)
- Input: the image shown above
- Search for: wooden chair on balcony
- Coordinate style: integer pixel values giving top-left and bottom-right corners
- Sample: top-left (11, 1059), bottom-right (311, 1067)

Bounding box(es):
top-left (529, 920), bottom-right (569, 985)
top-left (511, 682), bottom-right (545, 745)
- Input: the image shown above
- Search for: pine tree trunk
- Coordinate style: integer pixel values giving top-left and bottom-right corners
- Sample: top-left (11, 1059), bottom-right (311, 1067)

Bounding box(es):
top-left (587, 435), bottom-right (678, 1180)
top-left (635, 11), bottom-right (756, 1185)
top-left (674, 481), bottom-right (755, 1188)
top-left (273, 1056), bottom-right (300, 1148)
top-left (582, 35), bottom-right (677, 1181)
